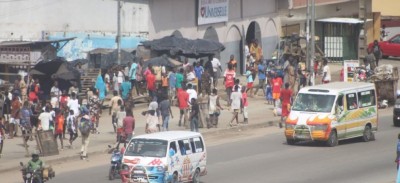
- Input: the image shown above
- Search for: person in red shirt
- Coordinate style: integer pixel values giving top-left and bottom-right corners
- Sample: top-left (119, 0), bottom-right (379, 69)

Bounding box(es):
top-left (28, 85), bottom-right (38, 102)
top-left (223, 64), bottom-right (236, 106)
top-left (272, 73), bottom-right (283, 107)
top-left (146, 70), bottom-right (156, 99)
top-left (280, 83), bottom-right (293, 128)
top-left (54, 109), bottom-right (65, 150)
top-left (177, 87), bottom-right (189, 127)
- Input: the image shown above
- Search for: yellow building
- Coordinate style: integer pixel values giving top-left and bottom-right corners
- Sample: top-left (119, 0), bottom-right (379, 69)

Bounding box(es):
top-left (372, 0), bottom-right (400, 17)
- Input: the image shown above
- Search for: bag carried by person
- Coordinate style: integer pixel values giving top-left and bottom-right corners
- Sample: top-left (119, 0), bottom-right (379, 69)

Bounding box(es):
top-left (79, 116), bottom-right (91, 135)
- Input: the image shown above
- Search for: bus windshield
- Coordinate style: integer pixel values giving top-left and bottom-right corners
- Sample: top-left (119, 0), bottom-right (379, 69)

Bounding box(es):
top-left (125, 139), bottom-right (168, 158)
top-left (292, 93), bottom-right (336, 113)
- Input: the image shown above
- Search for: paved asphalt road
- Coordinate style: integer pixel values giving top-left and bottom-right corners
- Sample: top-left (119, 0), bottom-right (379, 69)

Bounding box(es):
top-left (4, 108), bottom-right (398, 183)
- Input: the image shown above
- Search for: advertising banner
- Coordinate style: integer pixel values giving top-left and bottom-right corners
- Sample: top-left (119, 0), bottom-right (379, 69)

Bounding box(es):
top-left (343, 60), bottom-right (359, 82)
top-left (198, 0), bottom-right (229, 25)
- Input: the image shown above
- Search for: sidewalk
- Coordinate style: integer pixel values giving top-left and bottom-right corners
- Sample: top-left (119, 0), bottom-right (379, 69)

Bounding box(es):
top-left (0, 63), bottom-right (342, 173)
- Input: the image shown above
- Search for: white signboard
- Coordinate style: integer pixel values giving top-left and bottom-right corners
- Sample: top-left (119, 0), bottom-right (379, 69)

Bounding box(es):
top-left (198, 0), bottom-right (229, 25)
top-left (343, 60), bottom-right (359, 82)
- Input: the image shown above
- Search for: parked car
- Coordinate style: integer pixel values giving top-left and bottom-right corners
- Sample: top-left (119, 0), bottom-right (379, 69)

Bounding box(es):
top-left (368, 34), bottom-right (400, 59)
top-left (393, 99), bottom-right (400, 127)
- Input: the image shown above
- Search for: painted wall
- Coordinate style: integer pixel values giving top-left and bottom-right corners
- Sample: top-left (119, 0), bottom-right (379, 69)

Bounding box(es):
top-left (48, 32), bottom-right (145, 61)
top-left (372, 0), bottom-right (400, 16)
top-left (0, 0), bottom-right (149, 41)
top-left (148, 0), bottom-right (280, 73)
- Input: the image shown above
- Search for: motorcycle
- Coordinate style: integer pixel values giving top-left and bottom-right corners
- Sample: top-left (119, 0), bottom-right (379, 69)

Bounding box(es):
top-left (108, 145), bottom-right (123, 180)
top-left (20, 162), bottom-right (43, 183)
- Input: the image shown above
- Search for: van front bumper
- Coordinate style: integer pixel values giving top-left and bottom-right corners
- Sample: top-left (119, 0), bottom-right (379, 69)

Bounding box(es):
top-left (285, 129), bottom-right (329, 141)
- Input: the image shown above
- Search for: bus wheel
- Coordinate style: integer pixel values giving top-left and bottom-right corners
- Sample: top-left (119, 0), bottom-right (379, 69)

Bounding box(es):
top-left (192, 169), bottom-right (200, 183)
top-left (326, 130), bottom-right (338, 147)
top-left (286, 138), bottom-right (296, 145)
top-left (362, 125), bottom-right (373, 142)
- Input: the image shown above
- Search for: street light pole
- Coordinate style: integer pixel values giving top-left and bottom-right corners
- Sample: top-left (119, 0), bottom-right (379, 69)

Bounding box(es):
top-left (310, 0), bottom-right (316, 85)
top-left (117, 0), bottom-right (121, 65)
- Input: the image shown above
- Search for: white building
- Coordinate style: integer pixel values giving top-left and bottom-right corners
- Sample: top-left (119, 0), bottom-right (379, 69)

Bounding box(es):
top-left (147, 0), bottom-right (281, 74)
top-left (0, 0), bottom-right (149, 60)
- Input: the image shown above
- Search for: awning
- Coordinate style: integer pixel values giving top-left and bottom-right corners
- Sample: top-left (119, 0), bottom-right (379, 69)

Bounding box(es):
top-left (317, 17), bottom-right (372, 24)
top-left (0, 37), bottom-right (76, 47)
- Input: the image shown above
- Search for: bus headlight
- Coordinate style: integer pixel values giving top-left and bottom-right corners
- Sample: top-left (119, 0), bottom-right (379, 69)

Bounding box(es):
top-left (285, 124), bottom-right (295, 130)
top-left (310, 124), bottom-right (328, 131)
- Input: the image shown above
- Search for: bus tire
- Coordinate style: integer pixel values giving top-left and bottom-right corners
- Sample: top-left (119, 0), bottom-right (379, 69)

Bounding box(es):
top-left (326, 130), bottom-right (338, 147)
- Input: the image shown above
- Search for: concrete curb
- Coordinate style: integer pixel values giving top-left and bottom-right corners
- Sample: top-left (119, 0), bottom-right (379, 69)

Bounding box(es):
top-left (0, 120), bottom-right (280, 174)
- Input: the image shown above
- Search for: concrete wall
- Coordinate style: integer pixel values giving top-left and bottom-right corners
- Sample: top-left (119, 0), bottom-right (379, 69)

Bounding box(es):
top-left (372, 0), bottom-right (400, 17)
top-left (0, 0), bottom-right (149, 41)
top-left (148, 0), bottom-right (280, 73)
top-left (49, 32), bottom-right (145, 61)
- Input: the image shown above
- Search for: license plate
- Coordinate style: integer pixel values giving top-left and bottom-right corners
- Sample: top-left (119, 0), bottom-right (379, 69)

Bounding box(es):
top-left (134, 170), bottom-right (144, 174)
top-left (296, 134), bottom-right (310, 139)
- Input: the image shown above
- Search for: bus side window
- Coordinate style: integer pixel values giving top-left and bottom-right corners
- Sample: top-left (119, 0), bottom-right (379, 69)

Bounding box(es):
top-left (190, 138), bottom-right (196, 153)
top-left (178, 140), bottom-right (185, 155)
top-left (336, 95), bottom-right (344, 115)
top-left (346, 93), bottom-right (358, 110)
top-left (169, 141), bottom-right (177, 157)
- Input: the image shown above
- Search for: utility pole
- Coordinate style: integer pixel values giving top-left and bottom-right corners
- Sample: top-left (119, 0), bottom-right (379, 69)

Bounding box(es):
top-left (310, 0), bottom-right (316, 85)
top-left (117, 0), bottom-right (121, 65)
top-left (306, 0), bottom-right (311, 82)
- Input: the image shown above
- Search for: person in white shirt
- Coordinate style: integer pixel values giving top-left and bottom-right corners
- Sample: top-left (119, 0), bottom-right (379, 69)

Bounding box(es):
top-left (322, 59), bottom-right (331, 84)
top-left (38, 106), bottom-right (52, 131)
top-left (186, 83), bottom-right (198, 104)
top-left (229, 85), bottom-right (242, 127)
top-left (117, 67), bottom-right (124, 85)
top-left (211, 57), bottom-right (222, 88)
top-left (67, 92), bottom-right (80, 117)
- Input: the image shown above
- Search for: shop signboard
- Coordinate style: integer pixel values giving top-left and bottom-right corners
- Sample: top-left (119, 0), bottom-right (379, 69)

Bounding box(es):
top-left (198, 0), bottom-right (229, 25)
top-left (343, 60), bottom-right (359, 82)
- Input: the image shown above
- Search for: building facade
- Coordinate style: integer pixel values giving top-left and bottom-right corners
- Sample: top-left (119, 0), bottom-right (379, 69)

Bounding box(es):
top-left (148, 0), bottom-right (281, 74)
top-left (0, 0), bottom-right (149, 61)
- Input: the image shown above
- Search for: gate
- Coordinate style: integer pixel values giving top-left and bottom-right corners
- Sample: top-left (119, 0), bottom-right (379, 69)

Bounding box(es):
top-left (316, 22), bottom-right (361, 62)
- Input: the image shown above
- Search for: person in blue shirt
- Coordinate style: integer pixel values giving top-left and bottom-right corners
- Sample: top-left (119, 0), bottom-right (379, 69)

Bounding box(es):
top-left (128, 61), bottom-right (139, 96)
top-left (254, 60), bottom-right (266, 96)
top-left (194, 61), bottom-right (204, 93)
top-left (120, 79), bottom-right (132, 101)
top-left (168, 69), bottom-right (177, 99)
top-left (95, 75), bottom-right (106, 101)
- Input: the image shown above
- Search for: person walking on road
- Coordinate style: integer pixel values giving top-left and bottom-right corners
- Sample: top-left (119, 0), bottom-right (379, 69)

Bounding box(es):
top-left (322, 59), bottom-right (331, 84)
top-left (79, 109), bottom-right (91, 160)
top-left (280, 83), bottom-right (293, 128)
top-left (189, 98), bottom-right (200, 132)
top-left (241, 87), bottom-right (249, 124)
top-left (223, 64), bottom-right (236, 106)
top-left (177, 87), bottom-right (189, 127)
top-left (272, 73), bottom-right (283, 107)
top-left (159, 95), bottom-right (173, 131)
top-left (396, 133), bottom-right (400, 182)
top-left (122, 109), bottom-right (135, 144)
top-left (254, 60), bottom-right (266, 96)
top-left (371, 40), bottom-right (382, 67)
top-left (66, 110), bottom-right (78, 149)
top-left (145, 110), bottom-right (160, 134)
top-left (229, 85), bottom-right (242, 127)
top-left (211, 56), bottom-right (222, 89)
top-left (110, 91), bottom-right (123, 133)
top-left (208, 89), bottom-right (223, 128)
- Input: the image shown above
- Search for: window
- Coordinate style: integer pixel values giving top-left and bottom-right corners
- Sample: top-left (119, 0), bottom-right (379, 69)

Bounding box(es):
top-left (357, 90), bottom-right (375, 108)
top-left (346, 93), bottom-right (358, 110)
top-left (169, 141), bottom-right (177, 156)
top-left (190, 138), bottom-right (196, 153)
top-left (125, 139), bottom-right (168, 157)
top-left (292, 93), bottom-right (336, 112)
top-left (178, 139), bottom-right (192, 155)
top-left (193, 137), bottom-right (204, 153)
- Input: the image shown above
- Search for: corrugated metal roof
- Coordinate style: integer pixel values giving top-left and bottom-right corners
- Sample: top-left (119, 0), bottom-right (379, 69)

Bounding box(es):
top-left (0, 37), bottom-right (76, 47)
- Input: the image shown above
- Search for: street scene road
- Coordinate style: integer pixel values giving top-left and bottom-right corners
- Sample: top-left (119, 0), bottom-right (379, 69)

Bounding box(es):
top-left (1, 107), bottom-right (398, 183)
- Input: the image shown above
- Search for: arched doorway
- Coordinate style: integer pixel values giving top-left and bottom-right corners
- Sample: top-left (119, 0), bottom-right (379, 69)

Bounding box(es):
top-left (203, 27), bottom-right (219, 41)
top-left (246, 21), bottom-right (262, 48)
top-left (222, 25), bottom-right (242, 74)
top-left (171, 30), bottom-right (183, 38)
top-left (263, 19), bottom-right (279, 60)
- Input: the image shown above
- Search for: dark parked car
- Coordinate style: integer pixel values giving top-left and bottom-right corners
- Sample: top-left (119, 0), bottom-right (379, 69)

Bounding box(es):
top-left (393, 99), bottom-right (400, 126)
top-left (368, 34), bottom-right (400, 59)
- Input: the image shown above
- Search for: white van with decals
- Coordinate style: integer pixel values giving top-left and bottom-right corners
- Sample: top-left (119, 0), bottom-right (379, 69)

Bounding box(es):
top-left (285, 82), bottom-right (378, 146)
top-left (122, 131), bottom-right (207, 183)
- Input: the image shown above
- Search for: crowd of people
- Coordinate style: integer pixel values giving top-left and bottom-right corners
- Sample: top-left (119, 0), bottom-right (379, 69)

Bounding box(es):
top-left (0, 38), bottom-right (336, 159)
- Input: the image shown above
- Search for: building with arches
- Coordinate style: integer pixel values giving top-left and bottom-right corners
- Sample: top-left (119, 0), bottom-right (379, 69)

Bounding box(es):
top-left (148, 0), bottom-right (281, 74)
